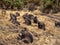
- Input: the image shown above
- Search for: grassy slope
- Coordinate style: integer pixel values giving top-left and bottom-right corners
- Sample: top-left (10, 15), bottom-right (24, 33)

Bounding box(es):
top-left (0, 9), bottom-right (60, 45)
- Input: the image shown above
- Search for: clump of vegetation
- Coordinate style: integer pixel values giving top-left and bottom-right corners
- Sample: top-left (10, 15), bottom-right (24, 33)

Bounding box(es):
top-left (0, 0), bottom-right (60, 13)
top-left (40, 0), bottom-right (60, 13)
top-left (0, 0), bottom-right (24, 10)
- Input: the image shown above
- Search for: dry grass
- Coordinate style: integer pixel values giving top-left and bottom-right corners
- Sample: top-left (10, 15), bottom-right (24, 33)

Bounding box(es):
top-left (0, 9), bottom-right (60, 45)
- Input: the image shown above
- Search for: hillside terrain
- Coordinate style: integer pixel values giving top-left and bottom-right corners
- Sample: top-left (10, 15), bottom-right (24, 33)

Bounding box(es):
top-left (0, 9), bottom-right (60, 45)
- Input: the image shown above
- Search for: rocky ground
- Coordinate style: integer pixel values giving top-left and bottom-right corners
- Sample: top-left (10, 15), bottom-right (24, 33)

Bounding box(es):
top-left (0, 9), bottom-right (60, 45)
